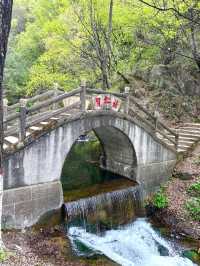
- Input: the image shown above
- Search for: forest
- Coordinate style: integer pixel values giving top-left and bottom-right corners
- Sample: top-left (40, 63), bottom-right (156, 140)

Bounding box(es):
top-left (4, 0), bottom-right (200, 121)
top-left (0, 1), bottom-right (200, 265)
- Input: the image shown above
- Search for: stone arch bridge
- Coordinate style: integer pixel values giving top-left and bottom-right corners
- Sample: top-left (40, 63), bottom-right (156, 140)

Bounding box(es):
top-left (2, 85), bottom-right (178, 228)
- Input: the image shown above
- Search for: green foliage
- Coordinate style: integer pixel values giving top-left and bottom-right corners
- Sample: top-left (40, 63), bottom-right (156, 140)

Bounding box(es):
top-left (186, 198), bottom-right (200, 221)
top-left (182, 249), bottom-right (200, 264)
top-left (0, 249), bottom-right (9, 262)
top-left (187, 181), bottom-right (200, 197)
top-left (4, 0), bottom-right (199, 101)
top-left (152, 188), bottom-right (168, 209)
top-left (193, 157), bottom-right (200, 166)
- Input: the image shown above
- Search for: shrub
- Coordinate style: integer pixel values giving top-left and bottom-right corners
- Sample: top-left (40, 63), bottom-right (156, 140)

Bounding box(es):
top-left (0, 249), bottom-right (9, 262)
top-left (185, 198), bottom-right (200, 221)
top-left (187, 182), bottom-right (200, 197)
top-left (152, 189), bottom-right (168, 209)
top-left (193, 156), bottom-right (200, 166)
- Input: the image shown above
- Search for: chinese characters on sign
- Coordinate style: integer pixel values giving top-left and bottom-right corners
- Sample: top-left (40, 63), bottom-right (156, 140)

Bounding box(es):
top-left (93, 94), bottom-right (121, 112)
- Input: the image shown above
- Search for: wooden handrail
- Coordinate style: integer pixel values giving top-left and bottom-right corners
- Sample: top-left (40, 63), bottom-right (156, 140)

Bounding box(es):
top-left (86, 88), bottom-right (126, 98)
top-left (27, 88), bottom-right (81, 114)
top-left (129, 96), bottom-right (177, 138)
top-left (129, 108), bottom-right (156, 131)
top-left (129, 108), bottom-right (177, 147)
top-left (129, 96), bottom-right (155, 121)
top-left (7, 102), bottom-right (20, 112)
top-left (7, 90), bottom-right (63, 112)
top-left (4, 88), bottom-right (81, 130)
top-left (26, 102), bottom-right (81, 129)
top-left (157, 120), bottom-right (178, 138)
top-left (4, 102), bottom-right (81, 138)
top-left (6, 112), bottom-right (20, 123)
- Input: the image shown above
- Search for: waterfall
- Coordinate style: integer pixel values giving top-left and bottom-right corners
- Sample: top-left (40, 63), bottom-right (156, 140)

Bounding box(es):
top-left (69, 218), bottom-right (197, 266)
top-left (62, 185), bottom-right (197, 266)
top-left (62, 185), bottom-right (142, 229)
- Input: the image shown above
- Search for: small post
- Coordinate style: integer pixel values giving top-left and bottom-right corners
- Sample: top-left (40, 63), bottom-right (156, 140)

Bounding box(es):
top-left (124, 86), bottom-right (130, 114)
top-left (52, 83), bottom-right (59, 110)
top-left (175, 133), bottom-right (179, 150)
top-left (154, 110), bottom-right (159, 132)
top-left (80, 80), bottom-right (86, 112)
top-left (3, 98), bottom-right (8, 131)
top-left (19, 99), bottom-right (27, 142)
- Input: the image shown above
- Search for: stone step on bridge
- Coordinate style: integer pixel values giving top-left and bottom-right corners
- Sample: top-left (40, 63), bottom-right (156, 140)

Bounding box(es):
top-left (2, 83), bottom-right (181, 229)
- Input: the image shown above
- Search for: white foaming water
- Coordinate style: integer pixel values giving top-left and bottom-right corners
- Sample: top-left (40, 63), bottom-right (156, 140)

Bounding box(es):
top-left (68, 218), bottom-right (197, 266)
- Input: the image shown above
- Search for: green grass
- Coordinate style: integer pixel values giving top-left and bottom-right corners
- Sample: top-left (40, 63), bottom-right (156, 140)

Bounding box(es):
top-left (193, 156), bottom-right (200, 166)
top-left (152, 188), bottom-right (168, 209)
top-left (0, 249), bottom-right (11, 262)
top-left (187, 181), bottom-right (200, 197)
top-left (185, 197), bottom-right (200, 221)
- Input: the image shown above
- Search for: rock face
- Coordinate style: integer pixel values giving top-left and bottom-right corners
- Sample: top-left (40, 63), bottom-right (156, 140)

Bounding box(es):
top-left (173, 172), bottom-right (194, 180)
top-left (152, 207), bottom-right (200, 240)
top-left (150, 64), bottom-right (200, 96)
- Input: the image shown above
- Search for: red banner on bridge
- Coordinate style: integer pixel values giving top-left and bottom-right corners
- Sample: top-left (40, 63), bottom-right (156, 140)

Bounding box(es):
top-left (93, 94), bottom-right (121, 112)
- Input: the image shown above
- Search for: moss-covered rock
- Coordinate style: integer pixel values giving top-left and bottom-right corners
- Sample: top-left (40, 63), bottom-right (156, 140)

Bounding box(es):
top-left (182, 249), bottom-right (200, 263)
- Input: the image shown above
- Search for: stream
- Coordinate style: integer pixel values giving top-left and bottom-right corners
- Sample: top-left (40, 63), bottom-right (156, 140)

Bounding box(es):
top-left (61, 135), bottom-right (198, 266)
top-left (68, 218), bottom-right (196, 266)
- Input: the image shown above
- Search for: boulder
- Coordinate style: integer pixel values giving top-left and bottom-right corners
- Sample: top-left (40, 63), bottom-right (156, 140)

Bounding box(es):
top-left (149, 64), bottom-right (200, 96)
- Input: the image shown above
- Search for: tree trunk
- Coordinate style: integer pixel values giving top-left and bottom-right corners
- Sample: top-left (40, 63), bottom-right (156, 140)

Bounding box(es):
top-left (190, 26), bottom-right (200, 70)
top-left (0, 0), bottom-right (13, 247)
top-left (189, 8), bottom-right (200, 70)
top-left (107, 0), bottom-right (113, 68)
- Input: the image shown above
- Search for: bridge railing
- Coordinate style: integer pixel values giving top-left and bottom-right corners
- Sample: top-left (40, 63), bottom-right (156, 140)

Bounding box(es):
top-left (3, 87), bottom-right (82, 140)
top-left (4, 89), bottom-right (64, 130)
top-left (6, 89), bottom-right (63, 113)
top-left (3, 82), bottom-right (178, 150)
top-left (128, 95), bottom-right (178, 149)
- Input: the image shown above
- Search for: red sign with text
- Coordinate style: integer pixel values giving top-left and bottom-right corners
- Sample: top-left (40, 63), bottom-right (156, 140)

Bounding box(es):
top-left (93, 94), bottom-right (121, 112)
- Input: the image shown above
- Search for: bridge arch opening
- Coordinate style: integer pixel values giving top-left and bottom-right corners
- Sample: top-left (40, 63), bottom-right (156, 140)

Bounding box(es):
top-left (60, 125), bottom-right (138, 203)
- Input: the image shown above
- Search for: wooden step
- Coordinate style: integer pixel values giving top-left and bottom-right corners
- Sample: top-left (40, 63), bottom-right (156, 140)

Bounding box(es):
top-left (177, 129), bottom-right (200, 135)
top-left (179, 133), bottom-right (200, 138)
top-left (49, 117), bottom-right (60, 121)
top-left (40, 121), bottom-right (50, 126)
top-left (177, 148), bottom-right (187, 152)
top-left (4, 136), bottom-right (19, 145)
top-left (29, 126), bottom-right (43, 131)
top-left (178, 140), bottom-right (194, 145)
top-left (178, 136), bottom-right (199, 141)
top-left (167, 133), bottom-right (200, 139)
top-left (59, 113), bottom-right (71, 117)
top-left (3, 144), bottom-right (8, 150)
top-left (178, 144), bottom-right (192, 149)
top-left (179, 127), bottom-right (200, 131)
top-left (184, 123), bottom-right (200, 127)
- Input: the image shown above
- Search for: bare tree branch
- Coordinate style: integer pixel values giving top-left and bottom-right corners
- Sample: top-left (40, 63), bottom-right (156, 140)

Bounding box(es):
top-left (138, 0), bottom-right (200, 26)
